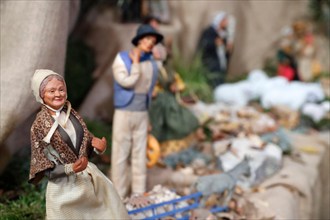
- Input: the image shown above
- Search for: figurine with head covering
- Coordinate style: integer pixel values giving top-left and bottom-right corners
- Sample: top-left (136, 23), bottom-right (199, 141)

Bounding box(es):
top-left (111, 24), bottom-right (164, 199)
top-left (29, 69), bottom-right (129, 219)
top-left (197, 11), bottom-right (236, 88)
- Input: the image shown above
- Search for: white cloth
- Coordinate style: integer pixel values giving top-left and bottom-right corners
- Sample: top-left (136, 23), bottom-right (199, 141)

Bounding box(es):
top-left (301, 101), bottom-right (330, 122)
top-left (211, 11), bottom-right (227, 31)
top-left (55, 111), bottom-right (77, 148)
top-left (227, 14), bottom-right (236, 44)
top-left (217, 44), bottom-right (227, 71)
top-left (46, 162), bottom-right (129, 219)
top-left (214, 69), bottom-right (325, 110)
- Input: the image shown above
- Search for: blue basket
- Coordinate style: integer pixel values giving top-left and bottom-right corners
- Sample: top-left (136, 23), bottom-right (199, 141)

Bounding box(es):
top-left (128, 192), bottom-right (228, 220)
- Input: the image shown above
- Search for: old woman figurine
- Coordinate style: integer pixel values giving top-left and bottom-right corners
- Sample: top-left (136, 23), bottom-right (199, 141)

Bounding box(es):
top-left (29, 69), bottom-right (129, 219)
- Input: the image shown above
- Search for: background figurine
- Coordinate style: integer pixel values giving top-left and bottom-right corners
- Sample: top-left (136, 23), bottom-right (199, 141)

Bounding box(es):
top-left (142, 14), bottom-right (200, 143)
top-left (196, 11), bottom-right (236, 88)
top-left (111, 24), bottom-right (164, 199)
top-left (276, 26), bottom-right (300, 81)
top-left (193, 156), bottom-right (251, 206)
top-left (29, 69), bottom-right (128, 219)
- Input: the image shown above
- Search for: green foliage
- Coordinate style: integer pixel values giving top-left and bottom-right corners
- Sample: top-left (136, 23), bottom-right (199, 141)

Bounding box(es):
top-left (312, 71), bottom-right (330, 82)
top-left (64, 36), bottom-right (95, 108)
top-left (0, 151), bottom-right (46, 220)
top-left (172, 49), bottom-right (213, 103)
top-left (0, 182), bottom-right (46, 220)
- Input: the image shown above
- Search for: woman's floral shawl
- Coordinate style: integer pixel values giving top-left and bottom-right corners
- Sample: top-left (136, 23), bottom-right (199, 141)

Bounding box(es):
top-left (29, 103), bottom-right (93, 184)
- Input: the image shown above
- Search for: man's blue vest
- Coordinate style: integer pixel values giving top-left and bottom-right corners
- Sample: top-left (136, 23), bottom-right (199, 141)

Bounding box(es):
top-left (113, 51), bottom-right (158, 109)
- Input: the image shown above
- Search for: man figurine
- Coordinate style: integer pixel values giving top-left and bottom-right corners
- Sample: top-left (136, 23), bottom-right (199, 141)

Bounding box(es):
top-left (111, 24), bottom-right (164, 199)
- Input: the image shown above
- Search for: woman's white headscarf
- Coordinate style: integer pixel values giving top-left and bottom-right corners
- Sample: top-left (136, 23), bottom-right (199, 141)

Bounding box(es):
top-left (31, 69), bottom-right (71, 133)
top-left (212, 11), bottom-right (227, 31)
top-left (31, 69), bottom-right (70, 115)
top-left (31, 69), bottom-right (65, 104)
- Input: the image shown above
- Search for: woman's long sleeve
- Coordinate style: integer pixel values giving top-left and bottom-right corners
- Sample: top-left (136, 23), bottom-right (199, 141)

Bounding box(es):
top-left (45, 165), bottom-right (66, 180)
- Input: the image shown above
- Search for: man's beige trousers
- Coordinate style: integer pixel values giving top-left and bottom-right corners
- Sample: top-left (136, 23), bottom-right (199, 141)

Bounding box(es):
top-left (111, 110), bottom-right (148, 199)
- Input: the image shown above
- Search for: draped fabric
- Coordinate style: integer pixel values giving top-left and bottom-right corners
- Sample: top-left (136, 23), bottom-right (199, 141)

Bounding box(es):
top-left (149, 91), bottom-right (199, 142)
top-left (46, 162), bottom-right (129, 220)
top-left (0, 0), bottom-right (80, 144)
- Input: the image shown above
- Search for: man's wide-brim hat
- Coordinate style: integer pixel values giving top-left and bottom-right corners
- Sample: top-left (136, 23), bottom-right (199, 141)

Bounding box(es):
top-left (131, 24), bottom-right (164, 46)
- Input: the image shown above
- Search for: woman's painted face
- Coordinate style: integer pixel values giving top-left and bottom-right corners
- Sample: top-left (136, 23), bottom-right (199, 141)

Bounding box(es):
top-left (219, 17), bottom-right (228, 30)
top-left (42, 78), bottom-right (67, 110)
top-left (138, 35), bottom-right (157, 52)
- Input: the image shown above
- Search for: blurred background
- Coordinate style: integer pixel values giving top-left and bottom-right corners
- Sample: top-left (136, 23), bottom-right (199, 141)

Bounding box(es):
top-left (0, 0), bottom-right (329, 219)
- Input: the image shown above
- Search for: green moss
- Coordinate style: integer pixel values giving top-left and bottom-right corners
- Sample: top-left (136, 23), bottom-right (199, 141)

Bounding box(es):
top-left (0, 181), bottom-right (46, 220)
top-left (172, 49), bottom-right (213, 103)
top-left (0, 151), bottom-right (46, 220)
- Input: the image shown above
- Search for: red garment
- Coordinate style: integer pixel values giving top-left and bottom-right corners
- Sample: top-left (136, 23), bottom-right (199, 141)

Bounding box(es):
top-left (304, 33), bottom-right (314, 45)
top-left (278, 64), bottom-right (294, 81)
